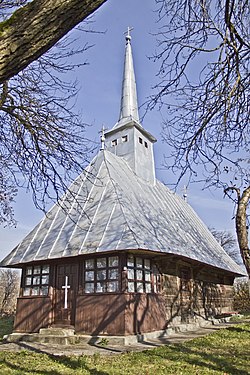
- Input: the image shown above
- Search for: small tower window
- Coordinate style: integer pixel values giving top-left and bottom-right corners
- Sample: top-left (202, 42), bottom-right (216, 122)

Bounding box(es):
top-left (144, 141), bottom-right (148, 148)
top-left (122, 135), bottom-right (128, 142)
top-left (139, 137), bottom-right (143, 144)
top-left (111, 139), bottom-right (117, 147)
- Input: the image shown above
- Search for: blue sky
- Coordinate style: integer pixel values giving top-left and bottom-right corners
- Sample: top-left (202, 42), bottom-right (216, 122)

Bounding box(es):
top-left (0, 0), bottom-right (238, 261)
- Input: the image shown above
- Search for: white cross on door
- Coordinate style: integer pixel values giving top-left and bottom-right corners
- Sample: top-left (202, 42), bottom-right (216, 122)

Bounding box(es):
top-left (62, 275), bottom-right (70, 309)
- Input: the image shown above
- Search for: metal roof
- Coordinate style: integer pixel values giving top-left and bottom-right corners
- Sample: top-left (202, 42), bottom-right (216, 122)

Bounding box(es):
top-left (117, 27), bottom-right (139, 125)
top-left (0, 150), bottom-right (245, 276)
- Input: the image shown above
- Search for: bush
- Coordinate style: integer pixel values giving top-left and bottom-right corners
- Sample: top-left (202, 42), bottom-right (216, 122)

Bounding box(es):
top-left (233, 281), bottom-right (250, 312)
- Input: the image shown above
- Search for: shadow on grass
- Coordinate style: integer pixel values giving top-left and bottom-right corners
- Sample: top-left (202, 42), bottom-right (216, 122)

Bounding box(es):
top-left (141, 339), bottom-right (249, 375)
top-left (0, 343), bottom-right (109, 375)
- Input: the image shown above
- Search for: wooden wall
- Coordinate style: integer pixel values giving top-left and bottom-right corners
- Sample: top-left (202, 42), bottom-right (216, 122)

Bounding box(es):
top-left (124, 294), bottom-right (166, 335)
top-left (75, 294), bottom-right (126, 335)
top-left (75, 294), bottom-right (166, 335)
top-left (160, 259), bottom-right (234, 327)
top-left (14, 297), bottom-right (52, 333)
top-left (13, 256), bottom-right (235, 335)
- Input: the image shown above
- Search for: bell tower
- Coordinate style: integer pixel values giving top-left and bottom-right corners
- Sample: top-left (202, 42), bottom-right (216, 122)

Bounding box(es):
top-left (105, 28), bottom-right (157, 184)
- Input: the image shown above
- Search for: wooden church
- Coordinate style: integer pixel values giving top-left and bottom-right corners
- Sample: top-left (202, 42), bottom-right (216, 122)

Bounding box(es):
top-left (0, 30), bottom-right (245, 340)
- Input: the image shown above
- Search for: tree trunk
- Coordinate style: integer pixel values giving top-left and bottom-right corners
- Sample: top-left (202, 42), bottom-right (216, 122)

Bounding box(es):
top-left (0, 0), bottom-right (107, 83)
top-left (235, 187), bottom-right (250, 277)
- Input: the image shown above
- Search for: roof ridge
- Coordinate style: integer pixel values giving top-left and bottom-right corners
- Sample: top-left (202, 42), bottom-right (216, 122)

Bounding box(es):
top-left (103, 150), bottom-right (140, 248)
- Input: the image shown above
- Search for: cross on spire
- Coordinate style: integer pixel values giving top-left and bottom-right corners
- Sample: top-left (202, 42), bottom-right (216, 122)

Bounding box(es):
top-left (125, 26), bottom-right (133, 42)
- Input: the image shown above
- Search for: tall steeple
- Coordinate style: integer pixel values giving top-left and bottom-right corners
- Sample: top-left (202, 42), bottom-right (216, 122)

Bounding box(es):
top-left (119, 27), bottom-right (139, 123)
top-left (105, 29), bottom-right (157, 184)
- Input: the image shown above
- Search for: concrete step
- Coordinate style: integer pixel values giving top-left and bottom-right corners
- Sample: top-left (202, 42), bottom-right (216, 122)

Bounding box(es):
top-left (39, 328), bottom-right (75, 336)
top-left (4, 319), bottom-right (221, 346)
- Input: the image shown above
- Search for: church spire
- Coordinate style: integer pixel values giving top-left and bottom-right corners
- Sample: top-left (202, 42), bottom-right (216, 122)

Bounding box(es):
top-left (104, 29), bottom-right (156, 184)
top-left (119, 27), bottom-right (139, 123)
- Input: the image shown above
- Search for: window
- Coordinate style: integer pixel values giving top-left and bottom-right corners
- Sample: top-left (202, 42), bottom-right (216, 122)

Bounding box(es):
top-left (111, 139), bottom-right (117, 146)
top-left (122, 135), bottom-right (128, 142)
top-left (139, 137), bottom-right (143, 144)
top-left (83, 256), bottom-right (120, 293)
top-left (23, 265), bottom-right (50, 296)
top-left (127, 256), bottom-right (161, 293)
top-left (144, 141), bottom-right (148, 148)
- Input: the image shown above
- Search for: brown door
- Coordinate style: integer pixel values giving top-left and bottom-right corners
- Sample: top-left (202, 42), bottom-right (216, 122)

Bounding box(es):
top-left (54, 263), bottom-right (78, 326)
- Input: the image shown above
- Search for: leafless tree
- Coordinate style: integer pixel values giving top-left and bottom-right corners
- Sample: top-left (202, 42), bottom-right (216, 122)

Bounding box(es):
top-left (0, 268), bottom-right (20, 315)
top-left (224, 187), bottom-right (250, 276)
top-left (210, 228), bottom-right (242, 265)
top-left (149, 0), bottom-right (250, 276)
top-left (0, 1), bottom-right (104, 226)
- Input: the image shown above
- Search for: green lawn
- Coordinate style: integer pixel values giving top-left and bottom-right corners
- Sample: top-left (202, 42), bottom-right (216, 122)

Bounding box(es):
top-left (0, 320), bottom-right (249, 374)
top-left (0, 316), bottom-right (14, 342)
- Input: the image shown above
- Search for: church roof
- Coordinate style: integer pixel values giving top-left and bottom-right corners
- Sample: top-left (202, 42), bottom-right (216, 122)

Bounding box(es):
top-left (0, 149), bottom-right (245, 276)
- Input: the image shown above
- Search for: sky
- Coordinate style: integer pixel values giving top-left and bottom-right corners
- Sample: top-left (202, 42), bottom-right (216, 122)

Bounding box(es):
top-left (0, 0), bottom-right (239, 263)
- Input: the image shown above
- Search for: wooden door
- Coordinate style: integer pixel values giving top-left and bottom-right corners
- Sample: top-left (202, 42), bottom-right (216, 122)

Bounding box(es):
top-left (54, 263), bottom-right (78, 326)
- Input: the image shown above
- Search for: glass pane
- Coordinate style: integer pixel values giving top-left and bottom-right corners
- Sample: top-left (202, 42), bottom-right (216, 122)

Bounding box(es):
top-left (25, 276), bottom-right (32, 286)
top-left (144, 259), bottom-right (150, 269)
top-left (41, 275), bottom-right (49, 285)
top-left (127, 255), bottom-right (134, 267)
top-left (33, 276), bottom-right (40, 285)
top-left (97, 270), bottom-right (106, 281)
top-left (136, 269), bottom-right (143, 280)
top-left (153, 275), bottom-right (157, 292)
top-left (40, 286), bottom-right (49, 295)
top-left (97, 258), bottom-right (106, 268)
top-left (23, 288), bottom-right (30, 296)
top-left (127, 268), bottom-right (134, 280)
top-left (107, 281), bottom-right (119, 292)
top-left (26, 267), bottom-right (32, 275)
top-left (96, 282), bottom-right (106, 293)
top-left (128, 282), bottom-right (135, 292)
top-left (33, 266), bottom-right (41, 274)
top-left (108, 256), bottom-right (119, 267)
top-left (85, 283), bottom-right (94, 293)
top-left (136, 282), bottom-right (144, 293)
top-left (85, 271), bottom-right (94, 281)
top-left (145, 270), bottom-right (151, 282)
top-left (136, 258), bottom-right (143, 268)
top-left (145, 283), bottom-right (152, 293)
top-left (85, 259), bottom-right (94, 269)
top-left (31, 286), bottom-right (39, 296)
top-left (153, 265), bottom-right (158, 274)
top-left (108, 268), bottom-right (118, 280)
top-left (42, 265), bottom-right (50, 274)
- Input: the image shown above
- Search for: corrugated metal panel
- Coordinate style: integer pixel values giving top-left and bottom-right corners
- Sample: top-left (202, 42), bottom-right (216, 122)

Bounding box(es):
top-left (0, 150), bottom-right (245, 276)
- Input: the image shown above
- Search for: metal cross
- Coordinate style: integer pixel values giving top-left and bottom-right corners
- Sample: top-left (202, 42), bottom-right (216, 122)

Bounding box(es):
top-left (99, 125), bottom-right (107, 151)
top-left (62, 275), bottom-right (70, 309)
top-left (124, 26), bottom-right (133, 40)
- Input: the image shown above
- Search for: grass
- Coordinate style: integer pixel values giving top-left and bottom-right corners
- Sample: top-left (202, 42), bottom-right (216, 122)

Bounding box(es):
top-left (0, 316), bottom-right (14, 342)
top-left (0, 319), bottom-right (249, 374)
top-left (230, 312), bottom-right (250, 322)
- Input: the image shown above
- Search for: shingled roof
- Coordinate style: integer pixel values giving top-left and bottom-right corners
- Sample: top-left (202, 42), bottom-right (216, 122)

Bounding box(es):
top-left (0, 149), bottom-right (245, 276)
